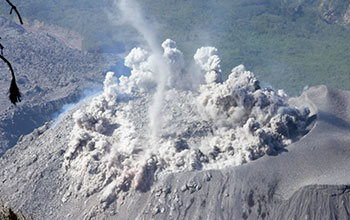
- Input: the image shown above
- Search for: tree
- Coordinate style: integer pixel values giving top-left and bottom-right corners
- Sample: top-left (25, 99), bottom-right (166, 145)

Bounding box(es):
top-left (0, 0), bottom-right (23, 105)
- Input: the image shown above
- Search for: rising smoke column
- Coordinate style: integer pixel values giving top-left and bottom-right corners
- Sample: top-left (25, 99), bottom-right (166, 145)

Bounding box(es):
top-left (117, 0), bottom-right (171, 138)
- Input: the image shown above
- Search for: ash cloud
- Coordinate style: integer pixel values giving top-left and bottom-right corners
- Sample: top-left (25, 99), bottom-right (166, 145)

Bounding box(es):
top-left (62, 0), bottom-right (312, 211)
top-left (63, 38), bottom-right (311, 208)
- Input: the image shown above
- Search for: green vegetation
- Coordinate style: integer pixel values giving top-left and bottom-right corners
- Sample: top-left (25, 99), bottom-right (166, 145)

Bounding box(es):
top-left (1, 0), bottom-right (350, 95)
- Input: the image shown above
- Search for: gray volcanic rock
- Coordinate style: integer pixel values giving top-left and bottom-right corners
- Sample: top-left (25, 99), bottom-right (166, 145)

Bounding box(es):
top-left (0, 16), bottom-right (119, 155)
top-left (1, 85), bottom-right (350, 220)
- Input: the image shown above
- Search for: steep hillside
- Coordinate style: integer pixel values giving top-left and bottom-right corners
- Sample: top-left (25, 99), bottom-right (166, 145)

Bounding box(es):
top-left (0, 17), bottom-right (118, 156)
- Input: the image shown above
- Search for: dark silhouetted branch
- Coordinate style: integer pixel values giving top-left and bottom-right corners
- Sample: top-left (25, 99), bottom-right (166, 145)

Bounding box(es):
top-left (0, 54), bottom-right (21, 104)
top-left (1, 0), bottom-right (23, 105)
top-left (5, 0), bottom-right (23, 24)
top-left (0, 43), bottom-right (3, 55)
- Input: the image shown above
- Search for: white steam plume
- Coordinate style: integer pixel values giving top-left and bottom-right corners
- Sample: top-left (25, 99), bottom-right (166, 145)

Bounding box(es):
top-left (116, 0), bottom-right (171, 138)
top-left (117, 0), bottom-right (159, 54)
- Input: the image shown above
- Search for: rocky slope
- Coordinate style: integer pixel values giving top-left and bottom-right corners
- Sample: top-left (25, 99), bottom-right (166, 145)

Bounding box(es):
top-left (0, 60), bottom-right (349, 219)
top-left (0, 16), bottom-right (119, 156)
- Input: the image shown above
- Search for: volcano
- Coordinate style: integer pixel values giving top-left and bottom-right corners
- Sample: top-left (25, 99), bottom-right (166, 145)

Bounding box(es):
top-left (1, 39), bottom-right (350, 219)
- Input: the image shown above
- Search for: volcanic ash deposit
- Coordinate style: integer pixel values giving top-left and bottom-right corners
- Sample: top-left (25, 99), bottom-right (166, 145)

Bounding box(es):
top-left (63, 39), bottom-right (311, 207)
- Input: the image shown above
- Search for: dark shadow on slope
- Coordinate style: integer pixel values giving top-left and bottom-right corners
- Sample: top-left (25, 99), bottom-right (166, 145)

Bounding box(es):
top-left (318, 110), bottom-right (350, 131)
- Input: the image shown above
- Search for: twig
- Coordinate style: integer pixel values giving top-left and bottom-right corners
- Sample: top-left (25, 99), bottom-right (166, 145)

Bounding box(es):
top-left (1, 0), bottom-right (23, 104)
top-left (0, 54), bottom-right (21, 104)
top-left (0, 42), bottom-right (3, 55)
top-left (0, 54), bottom-right (15, 81)
top-left (5, 0), bottom-right (23, 24)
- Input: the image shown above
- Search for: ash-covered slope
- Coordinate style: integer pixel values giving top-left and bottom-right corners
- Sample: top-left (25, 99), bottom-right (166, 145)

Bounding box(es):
top-left (0, 17), bottom-right (118, 155)
top-left (1, 39), bottom-right (350, 220)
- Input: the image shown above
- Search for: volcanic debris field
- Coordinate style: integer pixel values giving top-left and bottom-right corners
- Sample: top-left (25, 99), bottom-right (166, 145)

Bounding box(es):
top-left (1, 0), bottom-right (350, 219)
top-left (1, 36), bottom-right (350, 219)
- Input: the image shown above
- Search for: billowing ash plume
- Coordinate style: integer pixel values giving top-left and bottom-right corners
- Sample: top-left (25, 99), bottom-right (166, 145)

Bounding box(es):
top-left (63, 39), bottom-right (311, 208)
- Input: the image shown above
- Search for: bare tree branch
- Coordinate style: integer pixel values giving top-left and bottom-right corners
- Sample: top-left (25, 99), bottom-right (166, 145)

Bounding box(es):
top-left (0, 44), bottom-right (3, 55)
top-left (5, 0), bottom-right (23, 24)
top-left (1, 0), bottom-right (23, 105)
top-left (0, 54), bottom-right (21, 105)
